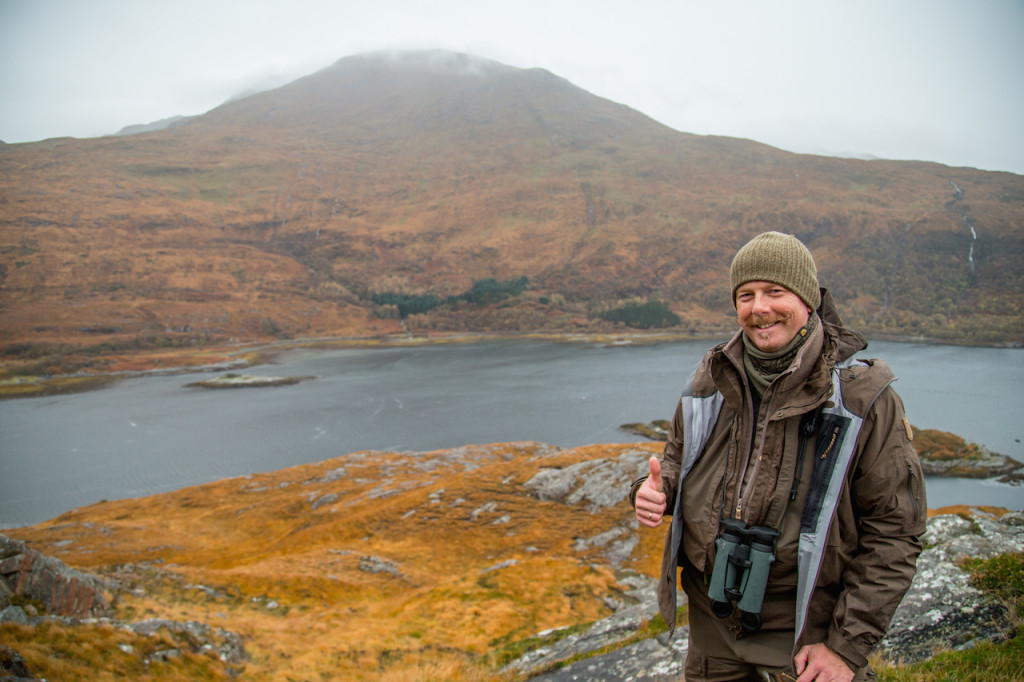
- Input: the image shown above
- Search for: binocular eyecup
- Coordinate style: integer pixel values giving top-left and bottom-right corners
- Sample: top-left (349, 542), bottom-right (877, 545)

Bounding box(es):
top-left (707, 518), bottom-right (779, 632)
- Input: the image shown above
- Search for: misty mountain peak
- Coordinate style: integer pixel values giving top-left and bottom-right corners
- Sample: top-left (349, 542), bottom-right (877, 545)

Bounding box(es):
top-left (328, 49), bottom-right (517, 78)
top-left (190, 48), bottom-right (627, 146)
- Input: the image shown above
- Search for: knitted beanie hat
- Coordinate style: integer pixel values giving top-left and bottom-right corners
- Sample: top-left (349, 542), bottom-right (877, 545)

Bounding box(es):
top-left (730, 231), bottom-right (821, 310)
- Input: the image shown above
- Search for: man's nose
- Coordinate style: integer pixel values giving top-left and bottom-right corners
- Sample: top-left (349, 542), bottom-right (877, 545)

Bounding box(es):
top-left (750, 292), bottom-right (771, 313)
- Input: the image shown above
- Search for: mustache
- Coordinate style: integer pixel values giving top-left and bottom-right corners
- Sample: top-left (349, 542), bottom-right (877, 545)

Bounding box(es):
top-left (746, 312), bottom-right (792, 327)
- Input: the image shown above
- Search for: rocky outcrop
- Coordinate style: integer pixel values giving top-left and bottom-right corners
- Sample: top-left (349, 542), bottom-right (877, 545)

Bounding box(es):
top-left (527, 629), bottom-right (688, 682)
top-left (914, 426), bottom-right (1022, 478)
top-left (0, 644), bottom-right (39, 681)
top-left (918, 450), bottom-right (1023, 479)
top-left (0, 540), bottom-right (247, 676)
top-left (514, 458), bottom-right (1023, 680)
top-left (525, 450), bottom-right (653, 569)
top-left (619, 421), bottom-right (670, 441)
top-left (0, 534), bottom-right (115, 619)
top-left (524, 449), bottom-right (650, 512)
top-left (877, 510), bottom-right (1024, 663)
top-left (503, 572), bottom-right (689, 681)
top-left (126, 618), bottom-right (246, 665)
top-left (185, 373), bottom-right (315, 388)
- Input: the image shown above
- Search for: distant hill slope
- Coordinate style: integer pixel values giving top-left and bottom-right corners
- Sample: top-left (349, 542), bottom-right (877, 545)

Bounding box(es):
top-left (1, 49), bottom-right (1022, 358)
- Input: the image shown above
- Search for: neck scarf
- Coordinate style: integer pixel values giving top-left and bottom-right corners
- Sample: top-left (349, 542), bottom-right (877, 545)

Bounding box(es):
top-left (742, 313), bottom-right (819, 397)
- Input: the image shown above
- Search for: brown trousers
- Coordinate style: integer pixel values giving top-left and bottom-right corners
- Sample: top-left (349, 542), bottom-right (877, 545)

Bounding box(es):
top-left (682, 569), bottom-right (875, 682)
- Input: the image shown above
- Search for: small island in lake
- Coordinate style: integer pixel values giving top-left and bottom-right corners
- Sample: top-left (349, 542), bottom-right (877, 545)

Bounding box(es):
top-left (186, 373), bottom-right (316, 389)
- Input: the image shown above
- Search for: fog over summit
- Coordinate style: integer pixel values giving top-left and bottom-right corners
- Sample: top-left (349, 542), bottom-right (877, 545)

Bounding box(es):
top-left (2, 1), bottom-right (1020, 173)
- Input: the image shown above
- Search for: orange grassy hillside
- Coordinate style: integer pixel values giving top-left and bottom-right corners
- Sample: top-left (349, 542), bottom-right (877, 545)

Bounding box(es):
top-left (3, 441), bottom-right (665, 681)
top-left (3, 50), bottom-right (1023, 368)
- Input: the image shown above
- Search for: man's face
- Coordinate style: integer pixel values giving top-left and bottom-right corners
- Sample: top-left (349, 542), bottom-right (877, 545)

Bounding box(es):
top-left (735, 280), bottom-right (812, 353)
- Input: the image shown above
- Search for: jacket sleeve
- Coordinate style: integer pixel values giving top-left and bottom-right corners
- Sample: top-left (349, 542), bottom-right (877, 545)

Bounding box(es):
top-left (629, 397), bottom-right (685, 513)
top-left (826, 386), bottom-right (927, 670)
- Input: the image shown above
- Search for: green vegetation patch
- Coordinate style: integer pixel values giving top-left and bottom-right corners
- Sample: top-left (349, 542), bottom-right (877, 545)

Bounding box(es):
top-left (597, 300), bottom-right (680, 329)
top-left (962, 551), bottom-right (1024, 618)
top-left (123, 164), bottom-right (202, 177)
top-left (488, 622), bottom-right (590, 670)
top-left (876, 634), bottom-right (1024, 681)
top-left (462, 276), bottom-right (529, 304)
top-left (373, 276), bottom-right (530, 318)
top-left (372, 292), bottom-right (442, 318)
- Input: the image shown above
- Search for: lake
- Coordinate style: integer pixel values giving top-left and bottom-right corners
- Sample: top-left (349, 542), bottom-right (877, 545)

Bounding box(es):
top-left (1, 339), bottom-right (1021, 528)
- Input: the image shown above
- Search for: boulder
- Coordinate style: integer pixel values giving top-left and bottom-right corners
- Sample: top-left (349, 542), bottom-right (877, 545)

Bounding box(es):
top-left (524, 450), bottom-right (650, 512)
top-left (0, 534), bottom-right (115, 619)
top-left (128, 618), bottom-right (246, 664)
top-left (0, 644), bottom-right (37, 681)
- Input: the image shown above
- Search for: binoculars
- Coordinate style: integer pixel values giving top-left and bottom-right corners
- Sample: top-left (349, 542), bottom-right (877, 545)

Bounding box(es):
top-left (707, 518), bottom-right (779, 632)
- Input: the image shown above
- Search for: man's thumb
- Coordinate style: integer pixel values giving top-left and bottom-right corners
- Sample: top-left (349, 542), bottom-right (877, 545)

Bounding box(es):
top-left (648, 457), bottom-right (663, 491)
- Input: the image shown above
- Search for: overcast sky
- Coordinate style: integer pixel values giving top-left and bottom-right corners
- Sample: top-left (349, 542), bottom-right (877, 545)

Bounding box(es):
top-left (1, 0), bottom-right (1022, 174)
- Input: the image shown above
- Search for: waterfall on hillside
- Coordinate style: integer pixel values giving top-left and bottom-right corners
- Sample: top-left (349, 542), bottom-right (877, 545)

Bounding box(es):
top-left (948, 180), bottom-right (976, 276)
top-left (966, 218), bottom-right (976, 274)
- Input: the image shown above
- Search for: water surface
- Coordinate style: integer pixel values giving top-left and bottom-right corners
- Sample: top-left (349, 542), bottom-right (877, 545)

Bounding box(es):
top-left (1, 339), bottom-right (1020, 528)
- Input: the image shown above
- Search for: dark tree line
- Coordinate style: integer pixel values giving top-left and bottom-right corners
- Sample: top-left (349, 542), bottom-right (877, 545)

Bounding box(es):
top-left (373, 276), bottom-right (530, 318)
top-left (598, 300), bottom-right (680, 329)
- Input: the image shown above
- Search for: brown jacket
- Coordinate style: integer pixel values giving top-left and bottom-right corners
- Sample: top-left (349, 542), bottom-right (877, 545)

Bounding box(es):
top-left (631, 291), bottom-right (926, 670)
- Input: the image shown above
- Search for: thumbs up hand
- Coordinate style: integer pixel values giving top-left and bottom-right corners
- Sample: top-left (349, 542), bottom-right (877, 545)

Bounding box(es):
top-left (636, 456), bottom-right (668, 527)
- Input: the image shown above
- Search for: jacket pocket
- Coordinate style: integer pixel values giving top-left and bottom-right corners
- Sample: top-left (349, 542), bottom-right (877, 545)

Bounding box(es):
top-left (902, 454), bottom-right (926, 531)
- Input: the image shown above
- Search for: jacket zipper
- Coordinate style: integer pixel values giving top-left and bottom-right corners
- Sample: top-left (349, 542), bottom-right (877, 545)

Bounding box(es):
top-left (735, 394), bottom-right (770, 520)
top-left (906, 462), bottom-right (922, 521)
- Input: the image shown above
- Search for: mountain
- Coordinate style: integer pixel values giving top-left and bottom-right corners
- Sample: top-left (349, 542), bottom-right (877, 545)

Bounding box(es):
top-left (1, 50), bottom-right (1022, 368)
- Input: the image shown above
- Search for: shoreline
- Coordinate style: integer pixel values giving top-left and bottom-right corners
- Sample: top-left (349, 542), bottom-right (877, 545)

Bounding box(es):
top-left (1, 329), bottom-right (1020, 400)
top-left (0, 330), bottom-right (719, 399)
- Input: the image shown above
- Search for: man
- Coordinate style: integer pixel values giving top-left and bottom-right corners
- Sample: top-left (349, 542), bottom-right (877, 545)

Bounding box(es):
top-left (631, 231), bottom-right (926, 681)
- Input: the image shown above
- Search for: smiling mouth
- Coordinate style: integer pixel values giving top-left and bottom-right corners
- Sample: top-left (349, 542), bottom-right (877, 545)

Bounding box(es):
top-left (749, 313), bottom-right (788, 330)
